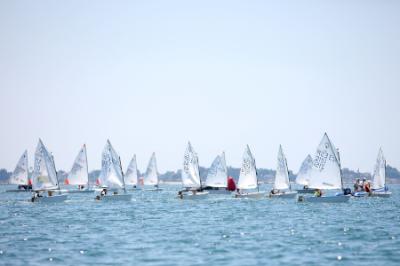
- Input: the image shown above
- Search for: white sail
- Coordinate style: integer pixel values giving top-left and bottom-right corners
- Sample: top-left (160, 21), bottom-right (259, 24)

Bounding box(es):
top-left (274, 145), bottom-right (290, 190)
top-left (372, 148), bottom-right (386, 190)
top-left (144, 153), bottom-right (159, 186)
top-left (98, 140), bottom-right (125, 189)
top-left (66, 145), bottom-right (88, 186)
top-left (307, 133), bottom-right (342, 190)
top-left (237, 145), bottom-right (258, 190)
top-left (125, 155), bottom-right (138, 186)
top-left (9, 150), bottom-right (29, 185)
top-left (205, 152), bottom-right (228, 188)
top-left (31, 140), bottom-right (59, 191)
top-left (181, 142), bottom-right (201, 189)
top-left (295, 155), bottom-right (313, 186)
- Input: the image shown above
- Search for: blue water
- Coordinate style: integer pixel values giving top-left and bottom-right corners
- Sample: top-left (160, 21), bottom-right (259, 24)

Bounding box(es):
top-left (0, 184), bottom-right (399, 266)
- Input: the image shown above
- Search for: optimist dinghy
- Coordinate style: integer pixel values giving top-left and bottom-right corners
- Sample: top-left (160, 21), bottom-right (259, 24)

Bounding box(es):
top-left (269, 145), bottom-right (297, 199)
top-left (295, 155), bottom-right (317, 194)
top-left (297, 133), bottom-right (350, 203)
top-left (203, 152), bottom-right (234, 195)
top-left (143, 153), bottom-right (163, 191)
top-left (30, 139), bottom-right (68, 203)
top-left (95, 140), bottom-right (132, 202)
top-left (64, 145), bottom-right (94, 193)
top-left (370, 148), bottom-right (391, 197)
top-left (6, 150), bottom-right (32, 192)
top-left (234, 145), bottom-right (266, 199)
top-left (178, 142), bottom-right (209, 199)
top-left (125, 155), bottom-right (141, 191)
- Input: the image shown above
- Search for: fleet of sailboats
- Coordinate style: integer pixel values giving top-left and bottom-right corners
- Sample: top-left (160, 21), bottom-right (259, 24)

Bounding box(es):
top-left (3, 135), bottom-right (394, 203)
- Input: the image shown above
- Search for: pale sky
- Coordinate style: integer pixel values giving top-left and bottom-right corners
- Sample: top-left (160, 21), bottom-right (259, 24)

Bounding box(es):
top-left (0, 0), bottom-right (399, 173)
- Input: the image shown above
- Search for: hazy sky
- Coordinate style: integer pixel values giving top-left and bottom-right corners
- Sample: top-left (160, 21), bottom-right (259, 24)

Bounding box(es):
top-left (0, 0), bottom-right (399, 173)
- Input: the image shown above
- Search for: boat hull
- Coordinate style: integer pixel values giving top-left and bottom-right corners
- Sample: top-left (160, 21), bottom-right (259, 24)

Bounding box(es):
top-left (298, 195), bottom-right (350, 203)
top-left (97, 194), bottom-right (132, 201)
top-left (31, 194), bottom-right (68, 203)
top-left (204, 188), bottom-right (233, 195)
top-left (234, 191), bottom-right (266, 199)
top-left (178, 191), bottom-right (209, 199)
top-left (143, 188), bottom-right (163, 192)
top-left (6, 189), bottom-right (32, 193)
top-left (269, 191), bottom-right (298, 199)
top-left (370, 191), bottom-right (392, 198)
top-left (296, 189), bottom-right (317, 194)
top-left (353, 191), bottom-right (369, 197)
top-left (66, 189), bottom-right (95, 194)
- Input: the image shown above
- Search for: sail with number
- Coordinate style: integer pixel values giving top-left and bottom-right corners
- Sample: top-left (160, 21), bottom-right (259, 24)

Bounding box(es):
top-left (372, 148), bottom-right (386, 190)
top-left (31, 139), bottom-right (59, 191)
top-left (65, 145), bottom-right (89, 186)
top-left (125, 155), bottom-right (138, 186)
top-left (144, 153), bottom-right (159, 186)
top-left (237, 145), bottom-right (258, 190)
top-left (307, 133), bottom-right (342, 190)
top-left (182, 142), bottom-right (201, 189)
top-left (9, 150), bottom-right (29, 185)
top-left (205, 152), bottom-right (228, 188)
top-left (98, 140), bottom-right (125, 190)
top-left (295, 155), bottom-right (313, 186)
top-left (274, 145), bottom-right (290, 190)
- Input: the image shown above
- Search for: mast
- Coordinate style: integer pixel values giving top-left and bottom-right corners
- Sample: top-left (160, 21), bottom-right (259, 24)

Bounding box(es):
top-left (285, 155), bottom-right (291, 191)
top-left (51, 153), bottom-right (61, 193)
top-left (84, 144), bottom-right (89, 189)
top-left (119, 156), bottom-right (126, 194)
top-left (337, 148), bottom-right (344, 190)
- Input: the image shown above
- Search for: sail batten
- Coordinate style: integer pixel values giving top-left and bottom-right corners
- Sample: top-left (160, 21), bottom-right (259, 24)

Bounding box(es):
top-left (237, 145), bottom-right (258, 190)
top-left (66, 145), bottom-right (89, 186)
top-left (372, 148), bottom-right (386, 190)
top-left (9, 150), bottom-right (29, 185)
top-left (274, 145), bottom-right (290, 190)
top-left (181, 142), bottom-right (201, 189)
top-left (144, 153), bottom-right (159, 186)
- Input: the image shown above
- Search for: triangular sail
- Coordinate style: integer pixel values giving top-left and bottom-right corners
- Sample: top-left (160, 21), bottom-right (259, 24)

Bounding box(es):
top-left (181, 142), bottom-right (201, 189)
top-left (125, 155), bottom-right (138, 186)
top-left (295, 155), bottom-right (313, 186)
top-left (372, 148), bottom-right (386, 190)
top-left (66, 145), bottom-right (89, 186)
top-left (144, 153), bottom-right (159, 186)
top-left (307, 133), bottom-right (342, 190)
top-left (9, 150), bottom-right (29, 185)
top-left (274, 145), bottom-right (290, 190)
top-left (237, 145), bottom-right (258, 190)
top-left (205, 152), bottom-right (228, 188)
top-left (31, 140), bottom-right (59, 191)
top-left (98, 140), bottom-right (125, 190)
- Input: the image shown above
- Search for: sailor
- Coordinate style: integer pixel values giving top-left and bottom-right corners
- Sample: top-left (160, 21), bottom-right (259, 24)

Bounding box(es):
top-left (48, 190), bottom-right (53, 197)
top-left (100, 188), bottom-right (107, 197)
top-left (314, 189), bottom-right (322, 197)
top-left (354, 179), bottom-right (360, 192)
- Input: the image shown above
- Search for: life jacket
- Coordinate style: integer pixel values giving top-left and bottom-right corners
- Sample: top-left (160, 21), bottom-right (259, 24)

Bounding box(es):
top-left (227, 177), bottom-right (236, 191)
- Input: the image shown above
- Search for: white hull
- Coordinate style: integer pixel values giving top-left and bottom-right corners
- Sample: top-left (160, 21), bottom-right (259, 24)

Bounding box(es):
top-left (143, 188), bottom-right (163, 192)
top-left (31, 194), bottom-right (68, 203)
top-left (178, 191), bottom-right (209, 199)
top-left (97, 194), bottom-right (132, 201)
top-left (234, 191), bottom-right (266, 199)
top-left (298, 195), bottom-right (350, 203)
top-left (296, 189), bottom-right (317, 194)
top-left (6, 189), bottom-right (32, 193)
top-left (204, 188), bottom-right (232, 195)
top-left (66, 189), bottom-right (95, 194)
top-left (269, 191), bottom-right (298, 199)
top-left (353, 191), bottom-right (369, 197)
top-left (370, 191), bottom-right (392, 198)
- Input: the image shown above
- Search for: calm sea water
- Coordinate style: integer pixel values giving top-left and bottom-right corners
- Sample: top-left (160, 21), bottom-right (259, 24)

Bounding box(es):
top-left (0, 184), bottom-right (399, 266)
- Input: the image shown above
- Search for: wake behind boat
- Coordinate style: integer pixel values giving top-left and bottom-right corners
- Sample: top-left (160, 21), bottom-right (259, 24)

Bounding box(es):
top-left (95, 140), bottom-right (132, 202)
top-left (269, 145), bottom-right (297, 199)
top-left (234, 145), bottom-right (266, 199)
top-left (30, 139), bottom-right (68, 203)
top-left (297, 133), bottom-right (350, 203)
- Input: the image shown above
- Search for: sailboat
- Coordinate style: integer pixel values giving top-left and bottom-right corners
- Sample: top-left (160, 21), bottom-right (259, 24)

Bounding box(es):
top-left (298, 133), bottom-right (350, 203)
top-left (204, 152), bottom-right (235, 194)
top-left (125, 155), bottom-right (140, 191)
top-left (295, 155), bottom-right (317, 194)
top-left (6, 150), bottom-right (32, 192)
top-left (178, 142), bottom-right (209, 199)
top-left (95, 140), bottom-right (132, 201)
top-left (143, 152), bottom-right (163, 191)
top-left (31, 139), bottom-right (68, 203)
top-left (234, 145), bottom-right (266, 198)
top-left (370, 148), bottom-right (391, 197)
top-left (64, 145), bottom-right (94, 193)
top-left (269, 145), bottom-right (297, 198)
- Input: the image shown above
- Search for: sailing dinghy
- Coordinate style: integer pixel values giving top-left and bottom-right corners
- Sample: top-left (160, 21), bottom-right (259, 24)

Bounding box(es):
top-left (178, 142), bottom-right (209, 199)
top-left (143, 153), bottom-right (162, 191)
top-left (234, 145), bottom-right (266, 199)
top-left (269, 145), bottom-right (297, 199)
top-left (297, 133), bottom-right (350, 203)
top-left (31, 140), bottom-right (68, 203)
top-left (6, 150), bottom-right (32, 192)
top-left (95, 140), bottom-right (132, 201)
top-left (370, 148), bottom-right (391, 197)
top-left (64, 145), bottom-right (94, 193)
top-left (204, 152), bottom-right (234, 194)
top-left (125, 155), bottom-right (140, 191)
top-left (295, 155), bottom-right (317, 194)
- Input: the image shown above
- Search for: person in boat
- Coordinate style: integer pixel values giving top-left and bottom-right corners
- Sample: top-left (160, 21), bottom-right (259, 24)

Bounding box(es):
top-left (269, 188), bottom-right (279, 196)
top-left (303, 185), bottom-right (309, 190)
top-left (364, 181), bottom-right (371, 195)
top-left (178, 191), bottom-right (183, 199)
top-left (360, 178), bottom-right (367, 191)
top-left (227, 176), bottom-right (236, 191)
top-left (113, 191), bottom-right (118, 195)
top-left (31, 191), bottom-right (42, 202)
top-left (100, 188), bottom-right (107, 197)
top-left (354, 179), bottom-right (361, 192)
top-left (48, 190), bottom-right (54, 197)
top-left (314, 189), bottom-right (322, 197)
